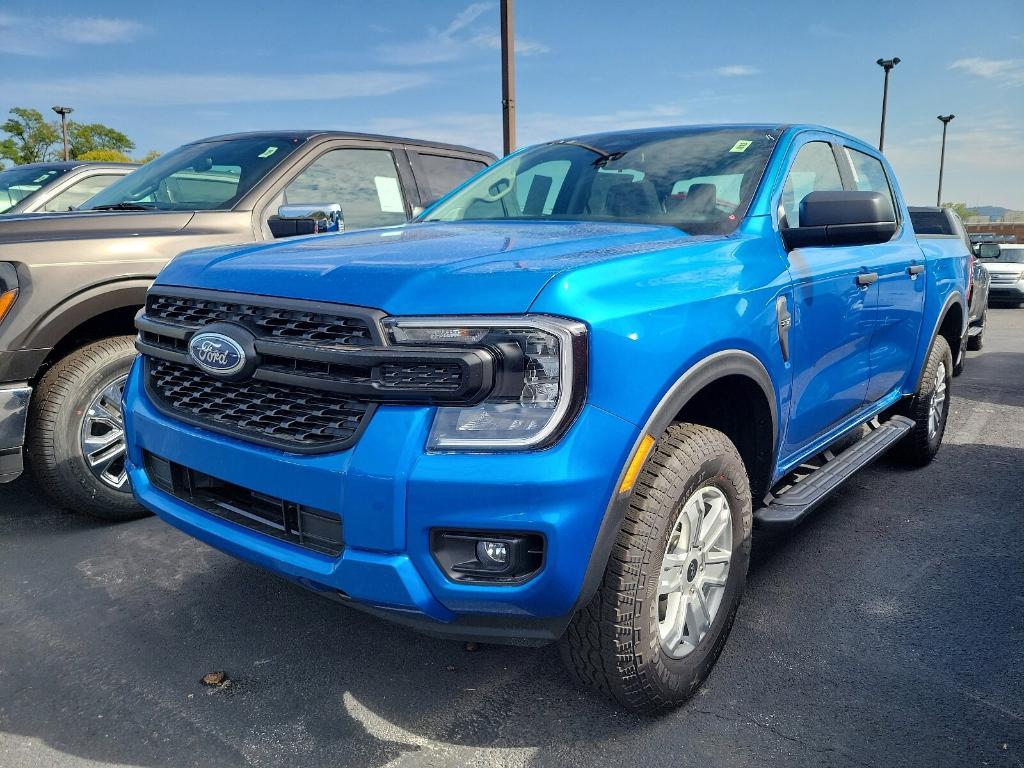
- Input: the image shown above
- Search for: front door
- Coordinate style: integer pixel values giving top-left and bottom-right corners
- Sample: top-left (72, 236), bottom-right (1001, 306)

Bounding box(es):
top-left (779, 139), bottom-right (875, 459)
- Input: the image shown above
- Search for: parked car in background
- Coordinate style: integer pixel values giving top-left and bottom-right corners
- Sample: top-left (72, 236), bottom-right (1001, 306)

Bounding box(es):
top-left (0, 131), bottom-right (494, 516)
top-left (910, 206), bottom-right (989, 358)
top-left (0, 162), bottom-right (136, 215)
top-left (122, 123), bottom-right (967, 712)
top-left (978, 242), bottom-right (1024, 305)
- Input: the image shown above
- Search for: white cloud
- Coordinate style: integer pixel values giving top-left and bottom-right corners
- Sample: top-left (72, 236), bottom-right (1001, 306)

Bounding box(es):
top-left (714, 65), bottom-right (760, 77)
top-left (808, 22), bottom-right (853, 39)
top-left (948, 58), bottom-right (1024, 86)
top-left (376, 2), bottom-right (549, 66)
top-left (0, 71), bottom-right (433, 106)
top-left (0, 13), bottom-right (146, 54)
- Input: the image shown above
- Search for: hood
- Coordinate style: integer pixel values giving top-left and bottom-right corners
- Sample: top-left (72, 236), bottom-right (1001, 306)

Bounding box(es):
top-left (0, 210), bottom-right (194, 245)
top-left (156, 220), bottom-right (700, 314)
top-left (979, 257), bottom-right (1024, 276)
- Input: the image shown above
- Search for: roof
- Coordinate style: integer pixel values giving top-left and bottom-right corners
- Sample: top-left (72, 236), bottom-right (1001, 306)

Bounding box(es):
top-left (5, 161), bottom-right (138, 171)
top-left (184, 130), bottom-right (495, 158)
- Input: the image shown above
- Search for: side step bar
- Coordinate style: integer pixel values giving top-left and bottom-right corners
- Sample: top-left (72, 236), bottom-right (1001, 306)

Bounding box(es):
top-left (754, 415), bottom-right (914, 529)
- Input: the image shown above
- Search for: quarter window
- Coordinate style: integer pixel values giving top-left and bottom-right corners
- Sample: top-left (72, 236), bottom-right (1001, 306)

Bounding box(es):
top-left (780, 142), bottom-right (844, 228)
top-left (416, 154), bottom-right (487, 203)
top-left (282, 148), bottom-right (407, 230)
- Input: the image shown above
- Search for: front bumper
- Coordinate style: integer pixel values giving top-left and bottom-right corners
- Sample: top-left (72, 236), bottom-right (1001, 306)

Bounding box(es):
top-left (989, 281), bottom-right (1024, 300)
top-left (0, 382), bottom-right (31, 483)
top-left (124, 360), bottom-right (639, 643)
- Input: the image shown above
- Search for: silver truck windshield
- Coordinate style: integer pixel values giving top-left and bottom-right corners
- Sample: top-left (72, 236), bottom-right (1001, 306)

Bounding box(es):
top-left (82, 135), bottom-right (306, 212)
top-left (421, 128), bottom-right (776, 235)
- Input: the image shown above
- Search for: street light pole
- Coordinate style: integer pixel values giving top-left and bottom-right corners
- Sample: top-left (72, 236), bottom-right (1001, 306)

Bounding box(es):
top-left (500, 0), bottom-right (516, 156)
top-left (876, 57), bottom-right (900, 152)
top-left (936, 114), bottom-right (955, 207)
top-left (51, 106), bottom-right (73, 161)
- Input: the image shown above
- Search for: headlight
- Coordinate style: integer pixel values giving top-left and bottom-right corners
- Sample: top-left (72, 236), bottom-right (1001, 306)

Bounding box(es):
top-left (383, 315), bottom-right (587, 450)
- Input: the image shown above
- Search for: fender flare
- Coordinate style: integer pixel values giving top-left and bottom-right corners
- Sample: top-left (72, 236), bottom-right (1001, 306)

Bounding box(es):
top-left (913, 290), bottom-right (965, 392)
top-left (23, 278), bottom-right (151, 352)
top-left (571, 349), bottom-right (779, 613)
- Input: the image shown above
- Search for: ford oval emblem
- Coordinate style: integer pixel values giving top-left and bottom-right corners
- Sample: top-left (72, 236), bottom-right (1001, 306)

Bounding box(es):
top-left (188, 332), bottom-right (246, 377)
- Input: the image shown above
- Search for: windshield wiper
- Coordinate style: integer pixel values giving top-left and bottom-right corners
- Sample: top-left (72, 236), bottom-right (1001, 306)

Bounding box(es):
top-left (89, 202), bottom-right (156, 211)
top-left (548, 139), bottom-right (626, 165)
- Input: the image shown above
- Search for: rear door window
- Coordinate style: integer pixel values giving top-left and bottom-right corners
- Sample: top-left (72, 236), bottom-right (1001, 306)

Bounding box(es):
top-left (844, 147), bottom-right (897, 221)
top-left (415, 153), bottom-right (488, 203)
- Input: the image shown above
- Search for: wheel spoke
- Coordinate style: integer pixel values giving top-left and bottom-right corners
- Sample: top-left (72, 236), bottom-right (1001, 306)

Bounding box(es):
top-left (704, 548), bottom-right (731, 565)
top-left (79, 374), bottom-right (131, 492)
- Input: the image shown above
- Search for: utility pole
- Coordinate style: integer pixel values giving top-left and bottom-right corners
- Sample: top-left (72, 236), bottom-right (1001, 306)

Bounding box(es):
top-left (936, 114), bottom-right (955, 207)
top-left (500, 0), bottom-right (516, 156)
top-left (876, 57), bottom-right (900, 152)
top-left (52, 106), bottom-right (73, 161)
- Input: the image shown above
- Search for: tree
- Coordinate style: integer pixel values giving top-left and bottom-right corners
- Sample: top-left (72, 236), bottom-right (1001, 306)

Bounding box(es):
top-left (137, 150), bottom-right (160, 164)
top-left (0, 108), bottom-right (59, 165)
top-left (942, 202), bottom-right (976, 219)
top-left (78, 149), bottom-right (134, 163)
top-left (67, 122), bottom-right (134, 160)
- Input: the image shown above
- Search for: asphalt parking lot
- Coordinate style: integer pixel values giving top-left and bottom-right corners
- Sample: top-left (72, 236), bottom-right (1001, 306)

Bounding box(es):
top-left (2, 307), bottom-right (1022, 768)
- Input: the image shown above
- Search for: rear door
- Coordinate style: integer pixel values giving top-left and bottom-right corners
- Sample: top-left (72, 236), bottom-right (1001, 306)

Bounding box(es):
top-left (838, 146), bottom-right (926, 402)
top-left (778, 137), bottom-right (876, 457)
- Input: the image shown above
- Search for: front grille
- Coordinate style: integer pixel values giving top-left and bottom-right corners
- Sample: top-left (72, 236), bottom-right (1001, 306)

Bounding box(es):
top-left (147, 358), bottom-right (372, 452)
top-left (147, 294), bottom-right (374, 347)
top-left (145, 452), bottom-right (344, 556)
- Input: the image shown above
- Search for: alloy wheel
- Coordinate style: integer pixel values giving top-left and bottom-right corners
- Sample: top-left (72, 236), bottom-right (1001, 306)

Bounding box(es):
top-left (79, 375), bottom-right (130, 491)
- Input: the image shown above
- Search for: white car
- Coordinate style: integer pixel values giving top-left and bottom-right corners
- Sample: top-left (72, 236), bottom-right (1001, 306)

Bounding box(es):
top-left (978, 243), bottom-right (1024, 304)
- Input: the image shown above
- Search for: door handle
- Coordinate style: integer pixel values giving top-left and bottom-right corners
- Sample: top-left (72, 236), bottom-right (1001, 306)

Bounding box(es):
top-left (907, 264), bottom-right (925, 276)
top-left (856, 272), bottom-right (878, 287)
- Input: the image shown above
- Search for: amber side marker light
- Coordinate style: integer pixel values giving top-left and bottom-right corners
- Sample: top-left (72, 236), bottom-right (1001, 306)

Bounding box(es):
top-left (619, 434), bottom-right (656, 494)
top-left (0, 289), bottom-right (17, 323)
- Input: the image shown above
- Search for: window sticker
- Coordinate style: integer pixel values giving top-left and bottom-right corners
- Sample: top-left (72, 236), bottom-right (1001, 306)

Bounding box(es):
top-left (729, 140), bottom-right (753, 153)
top-left (257, 146), bottom-right (279, 159)
top-left (374, 175), bottom-right (405, 213)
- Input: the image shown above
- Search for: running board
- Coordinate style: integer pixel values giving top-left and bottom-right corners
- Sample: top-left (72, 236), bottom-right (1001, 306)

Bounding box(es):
top-left (754, 415), bottom-right (914, 529)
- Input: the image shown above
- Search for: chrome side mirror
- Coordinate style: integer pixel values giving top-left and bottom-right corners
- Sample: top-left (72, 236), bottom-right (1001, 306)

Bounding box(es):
top-left (277, 203), bottom-right (344, 234)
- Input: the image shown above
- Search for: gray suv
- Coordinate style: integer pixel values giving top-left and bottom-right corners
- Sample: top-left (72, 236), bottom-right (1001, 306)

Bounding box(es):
top-left (0, 130), bottom-right (494, 518)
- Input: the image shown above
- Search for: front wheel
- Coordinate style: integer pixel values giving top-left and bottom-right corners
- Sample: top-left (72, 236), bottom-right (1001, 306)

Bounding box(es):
top-left (560, 424), bottom-right (752, 713)
top-left (27, 336), bottom-right (148, 521)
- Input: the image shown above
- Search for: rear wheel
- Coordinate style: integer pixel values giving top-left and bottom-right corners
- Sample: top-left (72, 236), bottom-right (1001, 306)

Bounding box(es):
top-left (560, 424), bottom-right (752, 713)
top-left (27, 337), bottom-right (147, 521)
top-left (890, 334), bottom-right (952, 466)
top-left (967, 310), bottom-right (986, 351)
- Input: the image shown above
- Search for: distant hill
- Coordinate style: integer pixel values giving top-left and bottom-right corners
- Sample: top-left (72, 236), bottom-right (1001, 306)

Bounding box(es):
top-left (971, 205), bottom-right (1021, 218)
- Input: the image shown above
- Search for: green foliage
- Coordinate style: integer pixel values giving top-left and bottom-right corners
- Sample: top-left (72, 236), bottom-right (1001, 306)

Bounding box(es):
top-left (0, 107), bottom-right (137, 165)
top-left (137, 150), bottom-right (161, 164)
top-left (78, 149), bottom-right (134, 163)
top-left (0, 107), bottom-right (59, 164)
top-left (67, 122), bottom-right (135, 159)
top-left (942, 202), bottom-right (976, 219)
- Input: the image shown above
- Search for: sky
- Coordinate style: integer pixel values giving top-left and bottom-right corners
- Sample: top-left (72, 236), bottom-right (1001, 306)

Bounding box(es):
top-left (1, 0), bottom-right (1022, 209)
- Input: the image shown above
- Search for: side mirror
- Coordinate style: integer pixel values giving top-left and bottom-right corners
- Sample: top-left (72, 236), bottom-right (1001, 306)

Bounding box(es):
top-left (978, 242), bottom-right (1001, 259)
top-left (782, 191), bottom-right (897, 250)
top-left (269, 203), bottom-right (344, 239)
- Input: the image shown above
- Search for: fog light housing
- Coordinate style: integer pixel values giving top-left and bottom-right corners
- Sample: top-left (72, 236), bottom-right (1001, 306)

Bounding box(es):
top-left (431, 530), bottom-right (544, 583)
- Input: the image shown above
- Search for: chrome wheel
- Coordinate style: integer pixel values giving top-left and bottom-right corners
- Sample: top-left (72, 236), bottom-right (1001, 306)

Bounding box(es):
top-left (79, 375), bottom-right (129, 491)
top-left (657, 485), bottom-right (733, 659)
top-left (928, 361), bottom-right (947, 441)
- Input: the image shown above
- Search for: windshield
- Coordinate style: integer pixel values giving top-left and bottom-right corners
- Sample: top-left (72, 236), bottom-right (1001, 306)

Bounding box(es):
top-left (981, 247), bottom-right (1024, 264)
top-left (422, 128), bottom-right (777, 234)
top-left (0, 166), bottom-right (70, 213)
top-left (82, 135), bottom-right (306, 212)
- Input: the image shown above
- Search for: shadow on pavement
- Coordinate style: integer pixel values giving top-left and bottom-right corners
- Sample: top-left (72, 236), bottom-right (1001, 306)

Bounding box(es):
top-left (2, 438), bottom-right (1022, 767)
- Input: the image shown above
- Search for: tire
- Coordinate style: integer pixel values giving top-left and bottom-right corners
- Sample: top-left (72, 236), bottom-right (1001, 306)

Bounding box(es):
top-left (27, 336), bottom-right (147, 521)
top-left (890, 334), bottom-right (952, 467)
top-left (967, 311), bottom-right (986, 351)
top-left (560, 423), bottom-right (752, 713)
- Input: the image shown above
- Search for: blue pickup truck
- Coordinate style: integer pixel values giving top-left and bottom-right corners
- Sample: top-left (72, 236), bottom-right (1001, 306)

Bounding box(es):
top-left (123, 124), bottom-right (968, 712)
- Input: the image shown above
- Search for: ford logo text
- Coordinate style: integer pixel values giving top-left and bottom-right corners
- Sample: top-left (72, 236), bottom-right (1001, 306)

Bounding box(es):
top-left (188, 333), bottom-right (246, 377)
